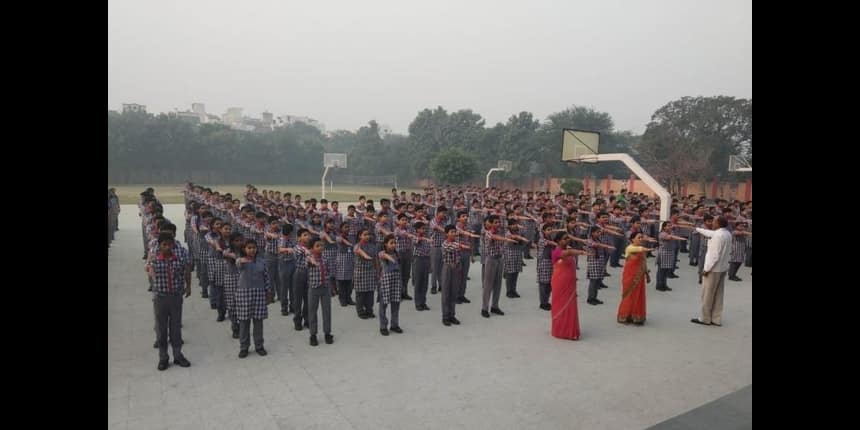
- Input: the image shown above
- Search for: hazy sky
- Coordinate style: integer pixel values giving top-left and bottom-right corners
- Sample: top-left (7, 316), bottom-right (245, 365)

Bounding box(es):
top-left (108, 0), bottom-right (751, 134)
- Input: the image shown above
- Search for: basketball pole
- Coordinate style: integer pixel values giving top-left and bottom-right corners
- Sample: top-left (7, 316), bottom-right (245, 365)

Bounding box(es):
top-left (486, 168), bottom-right (504, 188)
top-left (578, 153), bottom-right (673, 222)
top-left (321, 166), bottom-right (331, 199)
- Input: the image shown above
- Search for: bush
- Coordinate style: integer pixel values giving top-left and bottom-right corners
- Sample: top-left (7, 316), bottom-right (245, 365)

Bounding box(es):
top-left (560, 178), bottom-right (583, 194)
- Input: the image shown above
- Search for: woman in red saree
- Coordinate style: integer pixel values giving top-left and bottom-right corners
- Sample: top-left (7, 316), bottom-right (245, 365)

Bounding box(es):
top-left (617, 232), bottom-right (655, 325)
top-left (551, 233), bottom-right (589, 340)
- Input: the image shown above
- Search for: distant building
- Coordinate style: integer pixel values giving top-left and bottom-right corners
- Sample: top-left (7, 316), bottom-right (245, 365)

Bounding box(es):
top-left (223, 107), bottom-right (243, 125)
top-left (122, 103), bottom-right (147, 114)
top-left (274, 115), bottom-right (325, 132)
top-left (170, 110), bottom-right (201, 125)
top-left (262, 111), bottom-right (274, 126)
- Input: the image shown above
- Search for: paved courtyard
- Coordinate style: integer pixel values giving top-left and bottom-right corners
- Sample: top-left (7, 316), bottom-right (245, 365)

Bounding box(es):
top-left (108, 204), bottom-right (752, 429)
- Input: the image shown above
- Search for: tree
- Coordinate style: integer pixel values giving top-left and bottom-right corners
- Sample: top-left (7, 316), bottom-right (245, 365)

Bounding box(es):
top-left (429, 148), bottom-right (478, 185)
top-left (560, 178), bottom-right (583, 194)
top-left (497, 112), bottom-right (541, 182)
top-left (534, 106), bottom-right (625, 179)
top-left (637, 96), bottom-right (752, 186)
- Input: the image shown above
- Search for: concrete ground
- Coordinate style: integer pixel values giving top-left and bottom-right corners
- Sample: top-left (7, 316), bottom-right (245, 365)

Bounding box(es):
top-left (109, 204), bottom-right (752, 430)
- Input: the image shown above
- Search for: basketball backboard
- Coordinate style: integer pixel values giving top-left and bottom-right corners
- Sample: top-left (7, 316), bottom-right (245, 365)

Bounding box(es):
top-left (324, 153), bottom-right (347, 169)
top-left (728, 155), bottom-right (751, 172)
top-left (561, 129), bottom-right (600, 163)
top-left (498, 160), bottom-right (512, 172)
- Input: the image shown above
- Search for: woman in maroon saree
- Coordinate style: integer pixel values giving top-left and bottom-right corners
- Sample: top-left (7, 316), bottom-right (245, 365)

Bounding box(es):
top-left (617, 232), bottom-right (654, 325)
top-left (551, 233), bottom-right (589, 340)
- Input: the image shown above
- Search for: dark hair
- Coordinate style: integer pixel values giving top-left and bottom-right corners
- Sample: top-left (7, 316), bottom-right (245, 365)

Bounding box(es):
top-left (414, 221), bottom-right (426, 230)
top-left (268, 215), bottom-right (280, 223)
top-left (552, 232), bottom-right (566, 242)
top-left (157, 232), bottom-right (175, 244)
top-left (307, 237), bottom-right (322, 249)
top-left (282, 223), bottom-right (294, 235)
top-left (297, 228), bottom-right (309, 237)
top-left (437, 205), bottom-right (448, 214)
top-left (240, 239), bottom-right (258, 257)
top-left (383, 234), bottom-right (396, 245)
top-left (444, 224), bottom-right (456, 233)
top-left (716, 216), bottom-right (729, 228)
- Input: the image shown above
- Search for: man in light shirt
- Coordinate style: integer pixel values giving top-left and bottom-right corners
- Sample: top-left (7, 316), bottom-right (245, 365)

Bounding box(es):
top-left (691, 216), bottom-right (732, 326)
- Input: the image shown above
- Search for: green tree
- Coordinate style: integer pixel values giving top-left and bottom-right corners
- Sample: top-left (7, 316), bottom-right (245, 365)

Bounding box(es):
top-left (429, 148), bottom-right (478, 185)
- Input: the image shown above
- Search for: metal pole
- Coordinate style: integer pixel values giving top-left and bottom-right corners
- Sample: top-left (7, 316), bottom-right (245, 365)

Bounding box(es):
top-left (486, 168), bottom-right (504, 188)
top-left (321, 166), bottom-right (331, 199)
top-left (590, 153), bottom-right (672, 222)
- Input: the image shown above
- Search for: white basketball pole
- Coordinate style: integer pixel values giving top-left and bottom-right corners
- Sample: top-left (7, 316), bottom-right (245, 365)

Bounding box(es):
top-left (587, 153), bottom-right (672, 222)
top-left (321, 166), bottom-right (331, 199)
top-left (485, 168), bottom-right (504, 188)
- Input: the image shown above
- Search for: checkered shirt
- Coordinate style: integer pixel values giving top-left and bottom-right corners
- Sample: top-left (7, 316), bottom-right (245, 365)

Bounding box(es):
top-left (413, 235), bottom-right (430, 257)
top-left (150, 254), bottom-right (187, 296)
top-left (483, 229), bottom-right (502, 258)
top-left (586, 239), bottom-right (607, 279)
top-left (503, 233), bottom-right (523, 274)
top-left (430, 219), bottom-right (445, 248)
top-left (336, 239), bottom-right (354, 280)
top-left (442, 240), bottom-right (461, 266)
top-left (536, 236), bottom-right (553, 283)
top-left (352, 243), bottom-right (378, 292)
top-left (378, 251), bottom-right (402, 304)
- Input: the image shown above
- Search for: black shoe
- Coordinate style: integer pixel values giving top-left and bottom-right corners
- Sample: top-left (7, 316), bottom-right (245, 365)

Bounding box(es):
top-left (391, 326), bottom-right (403, 334)
top-left (430, 288), bottom-right (437, 294)
top-left (380, 328), bottom-right (390, 336)
top-left (201, 293), bottom-right (209, 299)
top-left (610, 264), bottom-right (623, 268)
top-left (633, 321), bottom-right (644, 326)
top-left (697, 279), bottom-right (702, 284)
top-left (506, 292), bottom-right (515, 298)
top-left (281, 309), bottom-right (289, 316)
top-left (210, 303), bottom-right (217, 310)
top-left (238, 350), bottom-right (249, 358)
top-left (587, 299), bottom-right (603, 305)
top-left (341, 303), bottom-right (349, 307)
top-left (450, 317), bottom-right (461, 325)
top-left (367, 313), bottom-right (376, 318)
top-left (467, 276), bottom-right (471, 280)
top-left (294, 321), bottom-right (303, 331)
top-left (730, 277), bottom-right (742, 282)
top-left (255, 348), bottom-right (267, 356)
top-left (216, 315), bottom-right (225, 322)
top-left (347, 300), bottom-right (356, 305)
top-left (522, 262), bottom-right (527, 267)
top-left (599, 283), bottom-right (609, 289)
top-left (668, 274), bottom-right (679, 279)
top-left (524, 255), bottom-right (534, 260)
top-left (603, 273), bottom-right (611, 277)
top-left (656, 286), bottom-right (669, 291)
top-left (143, 255), bottom-right (149, 260)
top-left (690, 318), bottom-right (710, 325)
top-left (711, 322), bottom-right (722, 327)
top-left (157, 360), bottom-right (169, 371)
top-left (304, 322), bottom-right (309, 328)
top-left (690, 262), bottom-right (698, 266)
top-left (460, 297), bottom-right (471, 303)
top-left (539, 303), bottom-right (551, 311)
top-left (325, 334), bottom-right (334, 344)
top-left (512, 292), bottom-right (521, 298)
top-left (422, 304), bottom-right (431, 311)
top-left (456, 298), bottom-right (464, 304)
top-left (443, 319), bottom-right (452, 326)
top-left (481, 310), bottom-right (490, 318)
top-left (491, 307), bottom-right (505, 315)
top-left (402, 294), bottom-right (413, 300)
top-left (310, 335), bottom-right (318, 346)
top-left (232, 331), bottom-right (239, 339)
top-left (147, 286), bottom-right (152, 292)
top-left (173, 356), bottom-right (191, 367)
top-left (153, 341), bottom-right (158, 349)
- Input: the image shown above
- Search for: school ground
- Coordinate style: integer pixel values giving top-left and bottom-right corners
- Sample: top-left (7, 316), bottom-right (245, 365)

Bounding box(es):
top-left (108, 204), bottom-right (752, 430)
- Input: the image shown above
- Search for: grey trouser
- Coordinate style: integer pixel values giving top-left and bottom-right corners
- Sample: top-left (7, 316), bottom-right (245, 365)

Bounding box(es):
top-left (505, 272), bottom-right (520, 294)
top-left (538, 281), bottom-right (551, 306)
top-left (399, 250), bottom-right (413, 296)
top-left (239, 319), bottom-right (263, 350)
top-left (279, 259), bottom-right (296, 312)
top-left (265, 254), bottom-right (280, 301)
top-left (588, 279), bottom-right (601, 301)
top-left (308, 286), bottom-right (332, 336)
top-left (441, 264), bottom-right (460, 319)
top-left (700, 271), bottom-right (727, 324)
top-left (293, 268), bottom-right (309, 324)
top-left (430, 247), bottom-right (442, 291)
top-left (379, 301), bottom-right (400, 329)
top-left (481, 256), bottom-right (502, 311)
top-left (460, 253), bottom-right (471, 298)
top-left (155, 294), bottom-right (184, 361)
top-left (413, 256), bottom-right (430, 307)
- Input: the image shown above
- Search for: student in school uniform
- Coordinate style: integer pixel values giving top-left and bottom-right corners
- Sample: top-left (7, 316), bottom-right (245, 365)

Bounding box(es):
top-left (277, 223), bottom-right (296, 316)
top-left (262, 216), bottom-right (282, 303)
top-left (429, 206), bottom-right (448, 295)
top-left (319, 218), bottom-right (339, 297)
top-left (146, 233), bottom-right (192, 370)
top-left (728, 222), bottom-right (750, 281)
top-left (193, 210), bottom-right (212, 299)
top-left (377, 235), bottom-right (404, 335)
top-left (222, 232), bottom-right (244, 339)
top-left (146, 224), bottom-right (190, 349)
top-left (292, 228), bottom-right (311, 331)
top-left (353, 228), bottom-right (379, 319)
top-left (536, 224), bottom-right (558, 310)
top-left (655, 222), bottom-right (688, 291)
top-left (411, 222), bottom-right (432, 311)
top-left (335, 221), bottom-right (355, 306)
top-left (306, 238), bottom-right (335, 346)
top-left (394, 214), bottom-right (415, 300)
top-left (585, 226), bottom-right (616, 305)
top-left (481, 215), bottom-right (518, 318)
top-left (210, 221), bottom-right (233, 321)
top-left (455, 211), bottom-right (480, 303)
top-left (204, 217), bottom-right (224, 310)
top-left (441, 225), bottom-right (471, 326)
top-left (503, 221), bottom-right (529, 299)
top-left (235, 239), bottom-right (272, 358)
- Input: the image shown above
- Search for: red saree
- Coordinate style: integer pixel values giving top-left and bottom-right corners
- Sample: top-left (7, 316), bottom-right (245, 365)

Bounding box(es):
top-left (551, 250), bottom-right (580, 340)
top-left (617, 249), bottom-right (647, 324)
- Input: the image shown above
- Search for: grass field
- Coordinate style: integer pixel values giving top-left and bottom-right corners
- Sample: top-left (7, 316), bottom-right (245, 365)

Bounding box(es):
top-left (112, 184), bottom-right (421, 205)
